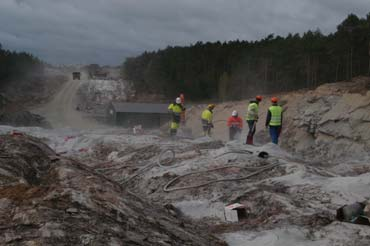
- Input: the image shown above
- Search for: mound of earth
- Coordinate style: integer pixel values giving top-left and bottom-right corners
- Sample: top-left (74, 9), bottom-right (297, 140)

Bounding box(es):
top-left (0, 94), bottom-right (50, 128)
top-left (0, 134), bottom-right (225, 245)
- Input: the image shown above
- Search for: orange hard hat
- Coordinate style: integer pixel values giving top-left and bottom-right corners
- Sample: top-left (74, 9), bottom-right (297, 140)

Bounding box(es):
top-left (271, 97), bottom-right (278, 103)
top-left (256, 95), bottom-right (262, 101)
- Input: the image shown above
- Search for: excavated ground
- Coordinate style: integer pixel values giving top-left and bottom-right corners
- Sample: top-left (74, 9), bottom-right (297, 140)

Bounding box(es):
top-left (0, 134), bottom-right (226, 245)
top-left (1, 124), bottom-right (369, 245)
top-left (89, 136), bottom-right (370, 246)
top-left (0, 77), bottom-right (369, 245)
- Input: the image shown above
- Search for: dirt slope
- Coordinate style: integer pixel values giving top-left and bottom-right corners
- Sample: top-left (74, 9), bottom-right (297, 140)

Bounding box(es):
top-left (0, 134), bottom-right (226, 245)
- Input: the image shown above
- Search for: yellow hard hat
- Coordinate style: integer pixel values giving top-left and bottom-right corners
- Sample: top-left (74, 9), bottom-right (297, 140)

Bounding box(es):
top-left (208, 104), bottom-right (216, 109)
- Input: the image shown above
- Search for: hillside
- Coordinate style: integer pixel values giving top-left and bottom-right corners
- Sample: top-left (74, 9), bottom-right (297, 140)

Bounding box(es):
top-left (123, 13), bottom-right (370, 101)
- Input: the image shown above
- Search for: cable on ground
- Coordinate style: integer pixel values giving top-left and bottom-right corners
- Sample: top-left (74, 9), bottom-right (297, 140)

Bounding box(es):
top-left (163, 162), bottom-right (279, 192)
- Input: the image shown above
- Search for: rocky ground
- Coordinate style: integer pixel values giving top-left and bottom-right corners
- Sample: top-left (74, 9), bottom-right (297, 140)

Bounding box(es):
top-left (0, 77), bottom-right (369, 245)
top-left (0, 123), bottom-right (369, 245)
top-left (0, 133), bottom-right (225, 245)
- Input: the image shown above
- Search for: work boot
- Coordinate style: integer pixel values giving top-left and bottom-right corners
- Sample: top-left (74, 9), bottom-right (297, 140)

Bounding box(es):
top-left (246, 135), bottom-right (253, 145)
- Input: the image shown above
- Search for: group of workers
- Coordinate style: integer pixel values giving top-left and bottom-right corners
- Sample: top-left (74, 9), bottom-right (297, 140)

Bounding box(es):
top-left (168, 95), bottom-right (283, 145)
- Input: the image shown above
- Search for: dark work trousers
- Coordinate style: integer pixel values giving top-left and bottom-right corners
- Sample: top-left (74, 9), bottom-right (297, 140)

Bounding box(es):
top-left (202, 119), bottom-right (212, 136)
top-left (247, 120), bottom-right (256, 137)
top-left (229, 127), bottom-right (241, 141)
top-left (269, 126), bottom-right (281, 144)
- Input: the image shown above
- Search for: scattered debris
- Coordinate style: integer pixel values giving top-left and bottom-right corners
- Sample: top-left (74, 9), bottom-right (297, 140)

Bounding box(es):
top-left (224, 203), bottom-right (248, 222)
top-left (337, 202), bottom-right (370, 226)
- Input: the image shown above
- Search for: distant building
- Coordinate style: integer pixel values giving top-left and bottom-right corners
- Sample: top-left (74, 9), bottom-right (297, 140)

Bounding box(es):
top-left (72, 72), bottom-right (81, 80)
top-left (107, 102), bottom-right (171, 128)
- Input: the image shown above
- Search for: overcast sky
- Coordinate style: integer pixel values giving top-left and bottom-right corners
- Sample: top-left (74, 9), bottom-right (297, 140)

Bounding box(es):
top-left (0, 0), bottom-right (369, 65)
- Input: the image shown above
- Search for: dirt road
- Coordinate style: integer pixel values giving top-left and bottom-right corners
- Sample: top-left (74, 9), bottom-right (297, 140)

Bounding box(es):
top-left (32, 76), bottom-right (101, 129)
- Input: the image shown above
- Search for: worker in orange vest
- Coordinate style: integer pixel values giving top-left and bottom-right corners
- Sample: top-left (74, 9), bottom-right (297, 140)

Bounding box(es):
top-left (227, 110), bottom-right (243, 141)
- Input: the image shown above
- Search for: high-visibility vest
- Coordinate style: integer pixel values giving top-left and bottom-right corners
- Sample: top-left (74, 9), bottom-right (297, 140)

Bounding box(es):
top-left (168, 104), bottom-right (183, 123)
top-left (269, 105), bottom-right (282, 126)
top-left (201, 109), bottom-right (213, 123)
top-left (227, 116), bottom-right (243, 129)
top-left (246, 102), bottom-right (259, 121)
top-left (168, 104), bottom-right (183, 113)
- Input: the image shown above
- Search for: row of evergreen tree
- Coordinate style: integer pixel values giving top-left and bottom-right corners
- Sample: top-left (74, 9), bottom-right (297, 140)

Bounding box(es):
top-left (123, 13), bottom-right (370, 101)
top-left (0, 44), bottom-right (44, 88)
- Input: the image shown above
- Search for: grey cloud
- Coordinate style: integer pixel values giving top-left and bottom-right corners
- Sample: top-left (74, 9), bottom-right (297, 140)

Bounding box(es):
top-left (0, 0), bottom-right (369, 65)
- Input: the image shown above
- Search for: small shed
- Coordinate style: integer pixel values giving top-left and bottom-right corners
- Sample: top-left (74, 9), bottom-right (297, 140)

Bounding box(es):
top-left (107, 102), bottom-right (171, 128)
top-left (72, 72), bottom-right (81, 80)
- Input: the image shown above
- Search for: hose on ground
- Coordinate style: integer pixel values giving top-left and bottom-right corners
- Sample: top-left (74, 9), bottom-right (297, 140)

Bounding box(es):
top-left (119, 162), bottom-right (156, 185)
top-left (163, 162), bottom-right (279, 192)
top-left (119, 148), bottom-right (272, 190)
top-left (119, 149), bottom-right (176, 184)
top-left (157, 149), bottom-right (176, 167)
top-left (215, 150), bottom-right (253, 158)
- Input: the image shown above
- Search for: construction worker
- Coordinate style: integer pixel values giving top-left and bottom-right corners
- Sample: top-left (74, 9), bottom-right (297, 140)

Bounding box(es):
top-left (265, 97), bottom-right (283, 144)
top-left (227, 110), bottom-right (243, 141)
top-left (245, 95), bottom-right (262, 145)
top-left (201, 104), bottom-right (215, 136)
top-left (168, 97), bottom-right (185, 136)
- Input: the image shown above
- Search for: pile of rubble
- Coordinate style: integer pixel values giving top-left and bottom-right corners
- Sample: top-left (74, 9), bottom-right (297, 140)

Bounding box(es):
top-left (0, 134), bottom-right (226, 245)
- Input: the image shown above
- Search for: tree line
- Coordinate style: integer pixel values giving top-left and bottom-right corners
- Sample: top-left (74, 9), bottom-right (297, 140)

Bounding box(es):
top-left (0, 44), bottom-right (44, 88)
top-left (122, 13), bottom-right (370, 101)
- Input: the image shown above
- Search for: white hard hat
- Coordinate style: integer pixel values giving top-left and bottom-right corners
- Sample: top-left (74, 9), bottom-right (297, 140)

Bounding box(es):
top-left (232, 110), bottom-right (238, 116)
top-left (175, 97), bottom-right (181, 104)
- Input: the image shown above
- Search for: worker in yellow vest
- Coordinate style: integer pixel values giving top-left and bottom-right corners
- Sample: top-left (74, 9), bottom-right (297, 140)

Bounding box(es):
top-left (265, 97), bottom-right (283, 144)
top-left (168, 97), bottom-right (185, 136)
top-left (245, 95), bottom-right (262, 144)
top-left (201, 104), bottom-right (215, 136)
